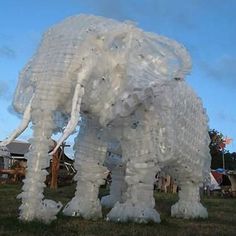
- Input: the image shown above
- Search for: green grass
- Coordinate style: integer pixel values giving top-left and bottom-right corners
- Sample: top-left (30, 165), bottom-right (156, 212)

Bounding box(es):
top-left (0, 184), bottom-right (236, 236)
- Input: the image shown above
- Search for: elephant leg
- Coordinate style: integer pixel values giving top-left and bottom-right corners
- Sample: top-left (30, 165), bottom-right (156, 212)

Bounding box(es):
top-left (171, 180), bottom-right (208, 219)
top-left (169, 161), bottom-right (208, 219)
top-left (101, 162), bottom-right (126, 208)
top-left (107, 124), bottom-right (160, 223)
top-left (63, 119), bottom-right (108, 219)
top-left (18, 106), bottom-right (62, 222)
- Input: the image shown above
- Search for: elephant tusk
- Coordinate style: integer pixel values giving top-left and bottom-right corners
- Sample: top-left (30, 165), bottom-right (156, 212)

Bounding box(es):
top-left (50, 61), bottom-right (95, 155)
top-left (49, 83), bottom-right (84, 155)
top-left (0, 96), bottom-right (33, 146)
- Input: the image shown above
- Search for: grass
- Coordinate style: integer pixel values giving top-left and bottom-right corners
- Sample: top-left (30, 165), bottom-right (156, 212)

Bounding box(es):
top-left (0, 184), bottom-right (236, 236)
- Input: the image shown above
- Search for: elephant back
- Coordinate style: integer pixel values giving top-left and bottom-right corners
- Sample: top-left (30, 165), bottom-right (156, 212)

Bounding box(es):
top-left (12, 14), bottom-right (192, 116)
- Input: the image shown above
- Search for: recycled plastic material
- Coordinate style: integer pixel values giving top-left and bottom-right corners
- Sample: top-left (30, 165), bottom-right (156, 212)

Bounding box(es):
top-left (0, 15), bottom-right (211, 223)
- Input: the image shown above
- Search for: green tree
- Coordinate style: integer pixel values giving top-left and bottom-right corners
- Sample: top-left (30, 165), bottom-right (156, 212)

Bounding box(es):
top-left (209, 129), bottom-right (224, 155)
top-left (209, 129), bottom-right (236, 170)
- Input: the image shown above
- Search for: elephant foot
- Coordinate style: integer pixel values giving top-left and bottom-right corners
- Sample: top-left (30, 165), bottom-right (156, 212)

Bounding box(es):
top-left (63, 197), bottom-right (102, 219)
top-left (101, 195), bottom-right (121, 208)
top-left (106, 202), bottom-right (161, 223)
top-left (171, 200), bottom-right (208, 219)
top-left (19, 199), bottom-right (62, 223)
top-left (38, 199), bottom-right (62, 222)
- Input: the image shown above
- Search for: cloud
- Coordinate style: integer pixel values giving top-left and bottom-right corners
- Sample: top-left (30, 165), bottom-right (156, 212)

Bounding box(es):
top-left (0, 79), bottom-right (15, 101)
top-left (0, 33), bottom-right (13, 41)
top-left (7, 104), bottom-right (23, 119)
top-left (0, 45), bottom-right (16, 59)
top-left (81, 0), bottom-right (128, 20)
top-left (200, 56), bottom-right (236, 87)
top-left (0, 80), bottom-right (9, 98)
top-left (216, 111), bottom-right (236, 123)
top-left (81, 0), bottom-right (202, 31)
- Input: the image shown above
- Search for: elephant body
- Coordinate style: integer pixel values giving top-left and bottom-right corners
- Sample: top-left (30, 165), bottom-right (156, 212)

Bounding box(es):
top-left (14, 14), bottom-right (191, 126)
top-left (1, 15), bottom-right (211, 223)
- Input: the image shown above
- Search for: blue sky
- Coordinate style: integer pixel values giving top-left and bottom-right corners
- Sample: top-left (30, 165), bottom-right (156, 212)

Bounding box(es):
top-left (0, 0), bottom-right (235, 156)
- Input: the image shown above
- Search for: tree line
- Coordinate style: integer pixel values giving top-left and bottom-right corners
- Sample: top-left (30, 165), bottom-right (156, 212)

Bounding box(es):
top-left (209, 129), bottom-right (236, 170)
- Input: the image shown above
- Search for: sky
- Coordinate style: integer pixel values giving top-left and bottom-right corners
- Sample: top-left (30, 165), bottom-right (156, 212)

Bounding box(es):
top-left (0, 0), bottom-right (235, 157)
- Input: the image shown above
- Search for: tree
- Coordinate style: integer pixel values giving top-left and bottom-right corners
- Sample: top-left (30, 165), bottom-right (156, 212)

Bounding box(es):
top-left (209, 129), bottom-right (224, 155)
top-left (209, 129), bottom-right (235, 170)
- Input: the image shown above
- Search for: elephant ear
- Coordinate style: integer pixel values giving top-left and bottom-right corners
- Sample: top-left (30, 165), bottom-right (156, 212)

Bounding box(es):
top-left (12, 60), bottom-right (35, 114)
top-left (145, 32), bottom-right (192, 80)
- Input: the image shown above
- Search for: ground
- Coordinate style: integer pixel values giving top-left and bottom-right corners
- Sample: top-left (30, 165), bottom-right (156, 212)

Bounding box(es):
top-left (0, 184), bottom-right (236, 236)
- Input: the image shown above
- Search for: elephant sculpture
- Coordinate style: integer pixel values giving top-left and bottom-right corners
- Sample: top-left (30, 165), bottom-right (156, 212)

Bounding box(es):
top-left (0, 15), bottom-right (211, 223)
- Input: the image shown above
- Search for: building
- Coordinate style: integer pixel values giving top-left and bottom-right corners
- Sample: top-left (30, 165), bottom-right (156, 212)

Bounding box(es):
top-left (0, 140), bottom-right (75, 184)
top-left (5, 140), bottom-right (30, 168)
